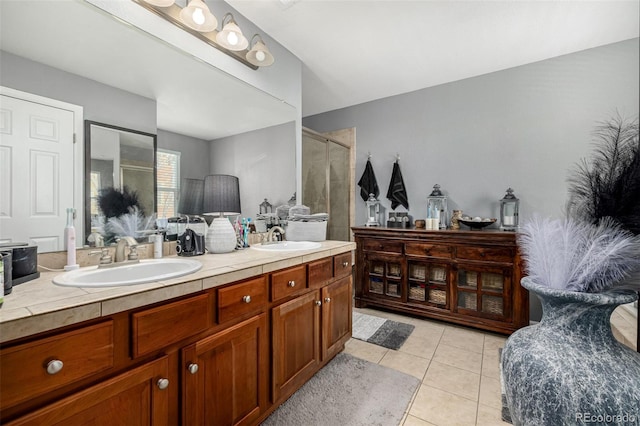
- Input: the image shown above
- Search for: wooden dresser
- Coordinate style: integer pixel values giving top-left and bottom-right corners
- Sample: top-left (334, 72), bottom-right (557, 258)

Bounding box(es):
top-left (352, 226), bottom-right (528, 334)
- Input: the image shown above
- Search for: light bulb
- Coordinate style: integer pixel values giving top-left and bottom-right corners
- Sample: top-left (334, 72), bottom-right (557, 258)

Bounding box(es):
top-left (255, 50), bottom-right (266, 62)
top-left (192, 8), bottom-right (205, 25)
top-left (227, 31), bottom-right (238, 46)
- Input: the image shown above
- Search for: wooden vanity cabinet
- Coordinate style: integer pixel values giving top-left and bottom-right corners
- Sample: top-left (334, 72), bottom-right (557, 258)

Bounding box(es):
top-left (1, 249), bottom-right (354, 426)
top-left (5, 356), bottom-right (170, 426)
top-left (182, 314), bottom-right (268, 426)
top-left (271, 255), bottom-right (353, 405)
top-left (353, 227), bottom-right (528, 334)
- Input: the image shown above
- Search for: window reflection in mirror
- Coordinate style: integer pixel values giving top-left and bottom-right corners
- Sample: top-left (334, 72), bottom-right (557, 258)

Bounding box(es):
top-left (84, 121), bottom-right (157, 246)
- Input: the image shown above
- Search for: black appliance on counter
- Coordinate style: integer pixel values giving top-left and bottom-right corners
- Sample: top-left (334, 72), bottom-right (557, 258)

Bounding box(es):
top-left (0, 243), bottom-right (40, 286)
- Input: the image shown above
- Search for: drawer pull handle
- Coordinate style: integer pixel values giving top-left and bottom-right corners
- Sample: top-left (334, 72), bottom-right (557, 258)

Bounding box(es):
top-left (157, 378), bottom-right (170, 390)
top-left (242, 295), bottom-right (252, 304)
top-left (188, 363), bottom-right (199, 374)
top-left (324, 297), bottom-right (331, 303)
top-left (288, 280), bottom-right (296, 287)
top-left (46, 359), bottom-right (64, 375)
top-left (342, 261), bottom-right (349, 267)
top-left (315, 300), bottom-right (322, 307)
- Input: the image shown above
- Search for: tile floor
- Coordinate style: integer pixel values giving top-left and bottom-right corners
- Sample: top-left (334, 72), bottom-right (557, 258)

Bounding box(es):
top-left (345, 307), bottom-right (510, 426)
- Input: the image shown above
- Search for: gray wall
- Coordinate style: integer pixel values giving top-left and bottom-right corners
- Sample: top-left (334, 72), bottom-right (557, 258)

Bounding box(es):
top-left (210, 121), bottom-right (297, 218)
top-left (303, 38), bottom-right (639, 226)
top-left (0, 51), bottom-right (156, 134)
top-left (303, 38), bottom-right (639, 321)
top-left (157, 129), bottom-right (210, 181)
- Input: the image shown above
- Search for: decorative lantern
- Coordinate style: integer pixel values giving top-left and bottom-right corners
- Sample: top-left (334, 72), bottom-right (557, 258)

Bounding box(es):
top-left (365, 194), bottom-right (381, 227)
top-left (426, 184), bottom-right (448, 230)
top-left (259, 198), bottom-right (273, 215)
top-left (500, 188), bottom-right (519, 231)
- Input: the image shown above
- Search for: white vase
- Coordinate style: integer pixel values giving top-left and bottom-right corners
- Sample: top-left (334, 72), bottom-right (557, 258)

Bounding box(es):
top-left (205, 217), bottom-right (237, 253)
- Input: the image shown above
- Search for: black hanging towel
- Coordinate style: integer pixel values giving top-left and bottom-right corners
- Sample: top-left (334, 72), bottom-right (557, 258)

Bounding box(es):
top-left (386, 159), bottom-right (409, 210)
top-left (357, 158), bottom-right (380, 202)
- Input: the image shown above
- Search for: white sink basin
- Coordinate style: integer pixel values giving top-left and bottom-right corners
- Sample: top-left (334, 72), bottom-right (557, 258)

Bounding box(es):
top-left (252, 241), bottom-right (322, 252)
top-left (53, 258), bottom-right (202, 287)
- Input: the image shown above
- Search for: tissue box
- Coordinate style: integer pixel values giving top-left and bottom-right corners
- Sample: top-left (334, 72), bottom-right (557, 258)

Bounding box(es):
top-left (286, 221), bottom-right (327, 241)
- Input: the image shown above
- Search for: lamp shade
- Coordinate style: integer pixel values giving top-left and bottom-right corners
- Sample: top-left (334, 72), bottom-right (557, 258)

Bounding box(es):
top-left (180, 0), bottom-right (217, 32)
top-left (178, 178), bottom-right (204, 215)
top-left (246, 38), bottom-right (274, 67)
top-left (216, 15), bottom-right (248, 51)
top-left (203, 175), bottom-right (241, 216)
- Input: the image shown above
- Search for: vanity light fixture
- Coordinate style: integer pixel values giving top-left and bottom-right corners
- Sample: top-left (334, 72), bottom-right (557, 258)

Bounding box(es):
top-left (247, 34), bottom-right (274, 67)
top-left (180, 0), bottom-right (217, 32)
top-left (135, 0), bottom-right (274, 69)
top-left (216, 13), bottom-right (248, 51)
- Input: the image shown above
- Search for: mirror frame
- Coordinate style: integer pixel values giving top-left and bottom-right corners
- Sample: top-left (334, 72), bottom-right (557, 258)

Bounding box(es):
top-left (84, 120), bottom-right (157, 245)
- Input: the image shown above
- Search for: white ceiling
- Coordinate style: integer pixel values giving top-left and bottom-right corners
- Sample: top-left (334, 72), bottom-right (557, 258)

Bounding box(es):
top-left (227, 0), bottom-right (640, 117)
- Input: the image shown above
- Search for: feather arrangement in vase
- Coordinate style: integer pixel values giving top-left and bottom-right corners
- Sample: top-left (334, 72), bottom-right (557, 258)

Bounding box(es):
top-left (105, 207), bottom-right (156, 240)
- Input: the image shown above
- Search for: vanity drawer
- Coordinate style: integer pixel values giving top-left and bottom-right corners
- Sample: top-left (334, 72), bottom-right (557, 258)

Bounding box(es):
top-left (405, 243), bottom-right (453, 259)
top-left (456, 246), bottom-right (514, 263)
top-left (334, 252), bottom-right (353, 279)
top-left (271, 265), bottom-right (307, 301)
top-left (0, 321), bottom-right (114, 408)
top-left (308, 258), bottom-right (333, 289)
top-left (362, 238), bottom-right (403, 254)
top-left (132, 293), bottom-right (210, 358)
top-left (218, 276), bottom-right (268, 323)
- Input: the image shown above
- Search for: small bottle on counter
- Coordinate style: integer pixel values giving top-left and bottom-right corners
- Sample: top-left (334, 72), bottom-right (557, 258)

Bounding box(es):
top-left (152, 234), bottom-right (163, 259)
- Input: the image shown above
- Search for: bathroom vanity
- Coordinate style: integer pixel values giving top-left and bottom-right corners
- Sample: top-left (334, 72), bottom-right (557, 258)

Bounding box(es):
top-left (0, 241), bottom-right (354, 425)
top-left (352, 227), bottom-right (528, 334)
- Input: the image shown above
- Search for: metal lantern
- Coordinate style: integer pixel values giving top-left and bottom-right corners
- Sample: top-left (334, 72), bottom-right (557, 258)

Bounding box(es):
top-left (500, 188), bottom-right (519, 231)
top-left (259, 198), bottom-right (273, 214)
top-left (365, 193), bottom-right (381, 227)
top-left (426, 184), bottom-right (448, 229)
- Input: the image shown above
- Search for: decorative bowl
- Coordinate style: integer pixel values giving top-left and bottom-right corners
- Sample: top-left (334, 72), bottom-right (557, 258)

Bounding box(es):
top-left (458, 218), bottom-right (497, 230)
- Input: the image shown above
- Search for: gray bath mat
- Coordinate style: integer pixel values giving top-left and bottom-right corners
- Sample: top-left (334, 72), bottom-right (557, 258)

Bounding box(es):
top-left (352, 311), bottom-right (415, 350)
top-left (261, 352), bottom-right (420, 426)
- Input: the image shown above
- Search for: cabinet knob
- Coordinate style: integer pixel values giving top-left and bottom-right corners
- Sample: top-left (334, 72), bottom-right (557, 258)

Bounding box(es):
top-left (324, 297), bottom-right (331, 303)
top-left (242, 295), bottom-right (251, 303)
top-left (187, 363), bottom-right (199, 374)
top-left (46, 359), bottom-right (64, 375)
top-left (157, 378), bottom-right (169, 390)
top-left (315, 300), bottom-right (322, 307)
top-left (288, 280), bottom-right (296, 287)
top-left (342, 261), bottom-right (349, 267)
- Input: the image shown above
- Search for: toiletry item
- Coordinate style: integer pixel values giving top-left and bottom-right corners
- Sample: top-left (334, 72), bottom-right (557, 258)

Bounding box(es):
top-left (2, 251), bottom-right (12, 295)
top-left (153, 234), bottom-right (163, 259)
top-left (64, 208), bottom-right (79, 271)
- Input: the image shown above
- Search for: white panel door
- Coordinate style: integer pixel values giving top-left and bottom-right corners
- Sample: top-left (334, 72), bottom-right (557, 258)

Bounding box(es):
top-left (0, 95), bottom-right (75, 252)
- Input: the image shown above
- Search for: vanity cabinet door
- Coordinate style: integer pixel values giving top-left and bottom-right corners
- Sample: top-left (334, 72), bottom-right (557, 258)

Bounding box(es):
top-left (272, 290), bottom-right (321, 403)
top-left (6, 356), bottom-right (170, 426)
top-left (321, 276), bottom-right (352, 361)
top-left (182, 314), bottom-right (268, 426)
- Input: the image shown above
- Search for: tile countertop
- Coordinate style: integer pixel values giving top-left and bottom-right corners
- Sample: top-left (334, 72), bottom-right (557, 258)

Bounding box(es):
top-left (0, 241), bottom-right (356, 343)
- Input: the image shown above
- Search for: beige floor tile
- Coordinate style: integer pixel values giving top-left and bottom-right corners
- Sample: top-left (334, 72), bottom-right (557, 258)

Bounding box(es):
top-left (343, 338), bottom-right (388, 363)
top-left (380, 350), bottom-right (431, 380)
top-left (483, 334), bottom-right (507, 355)
top-left (476, 404), bottom-right (511, 426)
top-left (399, 329), bottom-right (442, 359)
top-left (478, 376), bottom-right (503, 410)
top-left (481, 352), bottom-right (501, 380)
top-left (433, 343), bottom-right (483, 374)
top-left (441, 326), bottom-right (486, 353)
top-left (423, 360), bottom-right (480, 401)
top-left (403, 414), bottom-right (438, 426)
top-left (409, 384), bottom-right (478, 426)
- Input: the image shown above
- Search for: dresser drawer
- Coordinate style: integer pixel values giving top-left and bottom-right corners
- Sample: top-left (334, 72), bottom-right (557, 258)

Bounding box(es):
top-left (271, 265), bottom-right (307, 301)
top-left (308, 258), bottom-right (333, 290)
top-left (456, 246), bottom-right (514, 263)
top-left (218, 276), bottom-right (268, 323)
top-left (405, 243), bottom-right (453, 259)
top-left (334, 252), bottom-right (352, 279)
top-left (362, 239), bottom-right (403, 253)
top-left (132, 293), bottom-right (210, 358)
top-left (0, 321), bottom-right (114, 408)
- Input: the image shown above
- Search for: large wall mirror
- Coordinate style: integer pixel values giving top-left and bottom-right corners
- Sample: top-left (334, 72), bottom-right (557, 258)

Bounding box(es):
top-left (1, 1), bottom-right (298, 253)
top-left (84, 121), bottom-right (157, 245)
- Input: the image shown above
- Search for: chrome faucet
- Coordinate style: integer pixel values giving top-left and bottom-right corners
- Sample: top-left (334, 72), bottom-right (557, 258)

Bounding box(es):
top-left (114, 236), bottom-right (139, 263)
top-left (266, 226), bottom-right (285, 243)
